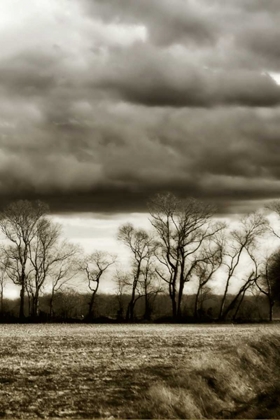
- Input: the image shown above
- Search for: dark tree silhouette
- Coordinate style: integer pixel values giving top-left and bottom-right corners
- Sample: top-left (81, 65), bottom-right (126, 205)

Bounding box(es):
top-left (149, 193), bottom-right (224, 319)
top-left (0, 200), bottom-right (48, 319)
top-left (256, 250), bottom-right (280, 320)
top-left (79, 251), bottom-right (116, 320)
top-left (118, 224), bottom-right (156, 321)
top-left (219, 213), bottom-right (268, 320)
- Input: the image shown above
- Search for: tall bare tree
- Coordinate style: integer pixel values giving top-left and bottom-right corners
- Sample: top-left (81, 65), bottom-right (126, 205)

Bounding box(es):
top-left (0, 200), bottom-right (48, 319)
top-left (218, 213), bottom-right (268, 320)
top-left (0, 248), bottom-right (9, 314)
top-left (118, 224), bottom-right (156, 321)
top-left (27, 219), bottom-right (80, 318)
top-left (48, 243), bottom-right (80, 318)
top-left (259, 201), bottom-right (280, 320)
top-left (139, 254), bottom-right (162, 320)
top-left (114, 270), bottom-right (130, 320)
top-left (79, 251), bottom-right (116, 320)
top-left (255, 250), bottom-right (280, 321)
top-left (149, 193), bottom-right (224, 319)
top-left (193, 238), bottom-right (224, 319)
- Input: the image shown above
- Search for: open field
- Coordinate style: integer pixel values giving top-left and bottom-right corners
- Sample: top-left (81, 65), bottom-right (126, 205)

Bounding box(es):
top-left (0, 324), bottom-right (280, 418)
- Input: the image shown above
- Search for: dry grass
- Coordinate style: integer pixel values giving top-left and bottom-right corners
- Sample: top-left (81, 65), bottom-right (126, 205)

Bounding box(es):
top-left (143, 327), bottom-right (280, 419)
top-left (0, 324), bottom-right (279, 418)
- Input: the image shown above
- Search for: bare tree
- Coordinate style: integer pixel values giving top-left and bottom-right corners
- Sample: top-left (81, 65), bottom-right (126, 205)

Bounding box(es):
top-left (0, 200), bottom-right (48, 319)
top-left (0, 248), bottom-right (9, 314)
top-left (218, 213), bottom-right (268, 321)
top-left (259, 201), bottom-right (280, 320)
top-left (26, 219), bottom-right (80, 319)
top-left (27, 218), bottom-right (61, 318)
top-left (48, 243), bottom-right (80, 319)
top-left (193, 238), bottom-right (224, 319)
top-left (139, 255), bottom-right (163, 320)
top-left (79, 251), bottom-right (116, 320)
top-left (255, 250), bottom-right (280, 321)
top-left (149, 193), bottom-right (224, 319)
top-left (118, 224), bottom-right (156, 321)
top-left (231, 278), bottom-right (255, 322)
top-left (114, 270), bottom-right (130, 320)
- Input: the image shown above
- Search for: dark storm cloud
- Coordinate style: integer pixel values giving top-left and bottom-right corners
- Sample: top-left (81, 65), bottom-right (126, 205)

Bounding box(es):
top-left (0, 0), bottom-right (280, 214)
top-left (94, 50), bottom-right (280, 107)
top-left (82, 0), bottom-right (220, 47)
top-left (82, 0), bottom-right (280, 68)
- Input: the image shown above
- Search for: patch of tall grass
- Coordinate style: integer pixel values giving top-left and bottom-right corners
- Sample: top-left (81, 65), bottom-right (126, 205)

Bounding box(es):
top-left (142, 333), bottom-right (280, 419)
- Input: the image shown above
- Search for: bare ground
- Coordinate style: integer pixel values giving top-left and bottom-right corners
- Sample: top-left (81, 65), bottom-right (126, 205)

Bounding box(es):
top-left (0, 324), bottom-right (279, 419)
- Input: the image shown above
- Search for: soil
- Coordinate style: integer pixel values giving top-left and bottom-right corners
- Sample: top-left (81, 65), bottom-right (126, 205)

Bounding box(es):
top-left (0, 323), bottom-right (278, 418)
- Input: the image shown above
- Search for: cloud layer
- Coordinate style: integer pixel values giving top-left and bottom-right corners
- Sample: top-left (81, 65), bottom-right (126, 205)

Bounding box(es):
top-left (0, 0), bottom-right (280, 213)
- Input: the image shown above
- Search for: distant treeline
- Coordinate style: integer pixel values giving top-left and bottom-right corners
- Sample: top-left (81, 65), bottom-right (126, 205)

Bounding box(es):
top-left (1, 291), bottom-right (279, 323)
top-left (1, 195), bottom-right (280, 323)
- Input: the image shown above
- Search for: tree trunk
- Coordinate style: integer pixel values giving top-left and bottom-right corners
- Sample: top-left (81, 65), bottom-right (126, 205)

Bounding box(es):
top-left (194, 288), bottom-right (200, 319)
top-left (87, 292), bottom-right (96, 320)
top-left (19, 281), bottom-right (25, 320)
top-left (171, 293), bottom-right (177, 319)
top-left (269, 299), bottom-right (274, 322)
top-left (177, 282), bottom-right (184, 319)
top-left (143, 276), bottom-right (151, 320)
top-left (0, 284), bottom-right (3, 314)
top-left (221, 280), bottom-right (252, 321)
top-left (27, 292), bottom-right (32, 317)
top-left (177, 251), bottom-right (193, 320)
top-left (126, 280), bottom-right (137, 321)
top-left (32, 291), bottom-right (40, 319)
top-left (126, 299), bottom-right (135, 321)
top-left (232, 291), bottom-right (246, 321)
top-left (219, 279), bottom-right (230, 320)
top-left (49, 289), bottom-right (55, 319)
top-left (168, 273), bottom-right (177, 319)
top-left (144, 292), bottom-right (149, 320)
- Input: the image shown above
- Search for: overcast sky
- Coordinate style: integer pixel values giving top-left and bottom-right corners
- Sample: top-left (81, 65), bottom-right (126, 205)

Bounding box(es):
top-left (0, 0), bottom-right (280, 215)
top-left (2, 0), bottom-right (280, 296)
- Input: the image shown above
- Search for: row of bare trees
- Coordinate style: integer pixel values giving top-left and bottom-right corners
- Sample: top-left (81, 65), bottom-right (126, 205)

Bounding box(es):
top-left (0, 200), bottom-right (116, 320)
top-left (0, 195), bottom-right (280, 322)
top-left (117, 194), bottom-right (280, 321)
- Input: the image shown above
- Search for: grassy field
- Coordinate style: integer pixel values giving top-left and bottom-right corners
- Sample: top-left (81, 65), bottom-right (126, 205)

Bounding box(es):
top-left (0, 324), bottom-right (279, 418)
